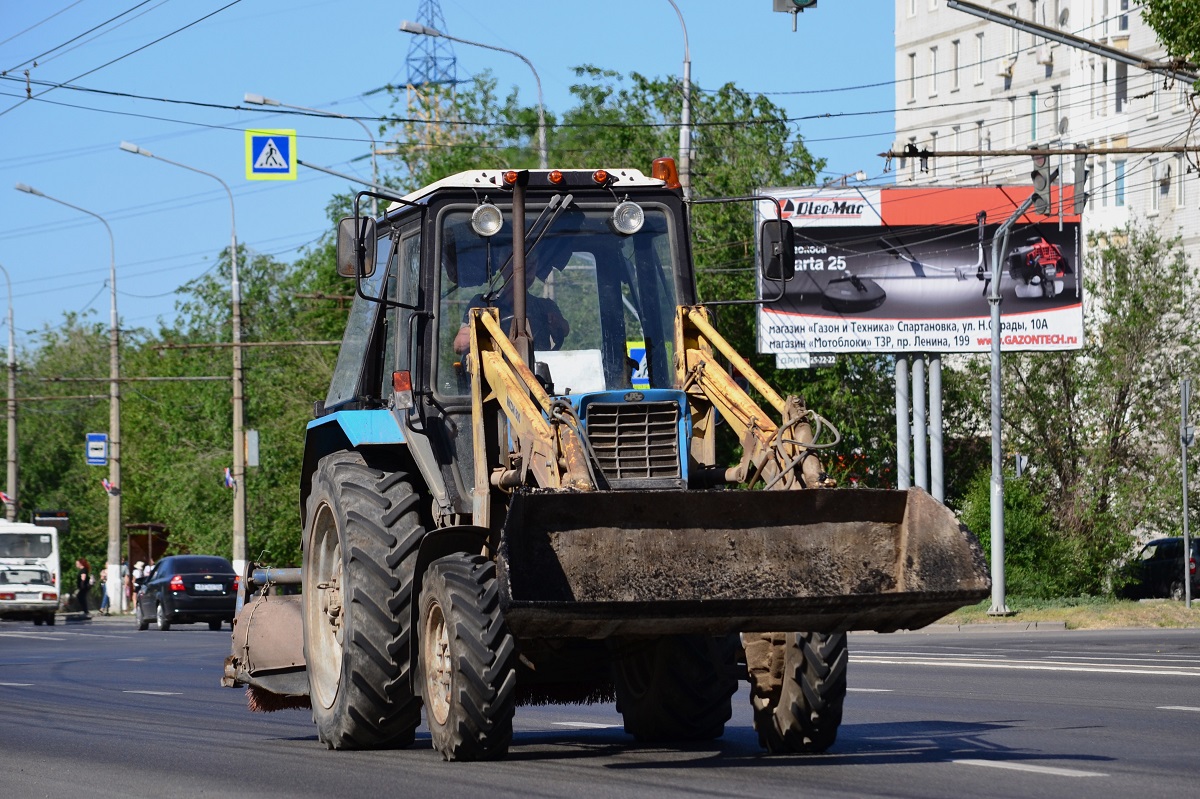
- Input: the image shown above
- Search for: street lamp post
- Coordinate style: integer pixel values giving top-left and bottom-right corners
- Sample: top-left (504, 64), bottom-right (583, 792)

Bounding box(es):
top-left (665, 0), bottom-right (691, 200)
top-left (399, 20), bottom-right (548, 169)
top-left (243, 93), bottom-right (381, 217)
top-left (118, 142), bottom-right (247, 581)
top-left (14, 183), bottom-right (121, 611)
top-left (0, 264), bottom-right (15, 522)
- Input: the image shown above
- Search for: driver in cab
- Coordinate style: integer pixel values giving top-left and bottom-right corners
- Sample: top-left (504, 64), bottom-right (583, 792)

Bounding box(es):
top-left (453, 256), bottom-right (570, 355)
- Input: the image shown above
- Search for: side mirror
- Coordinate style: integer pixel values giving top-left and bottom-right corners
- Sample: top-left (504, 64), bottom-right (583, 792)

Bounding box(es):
top-left (336, 216), bottom-right (378, 278)
top-left (760, 220), bottom-right (796, 282)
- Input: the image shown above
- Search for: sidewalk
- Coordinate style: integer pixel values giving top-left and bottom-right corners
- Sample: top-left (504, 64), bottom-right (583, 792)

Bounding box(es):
top-left (57, 609), bottom-right (138, 625)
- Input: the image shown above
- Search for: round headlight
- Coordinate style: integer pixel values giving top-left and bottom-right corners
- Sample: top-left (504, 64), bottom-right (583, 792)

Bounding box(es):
top-left (470, 203), bottom-right (504, 237)
top-left (611, 200), bottom-right (645, 235)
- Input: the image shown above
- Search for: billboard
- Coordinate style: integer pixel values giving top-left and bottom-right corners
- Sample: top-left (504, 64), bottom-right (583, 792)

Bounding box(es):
top-left (756, 185), bottom-right (1083, 356)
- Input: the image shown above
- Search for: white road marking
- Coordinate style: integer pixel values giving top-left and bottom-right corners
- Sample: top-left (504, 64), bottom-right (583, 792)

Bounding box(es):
top-left (847, 688), bottom-right (893, 692)
top-left (553, 721), bottom-right (620, 729)
top-left (0, 682), bottom-right (34, 687)
top-left (0, 631), bottom-right (67, 640)
top-left (954, 759), bottom-right (1107, 778)
top-left (122, 690), bottom-right (181, 696)
top-left (1157, 705), bottom-right (1200, 712)
top-left (854, 656), bottom-right (1200, 678)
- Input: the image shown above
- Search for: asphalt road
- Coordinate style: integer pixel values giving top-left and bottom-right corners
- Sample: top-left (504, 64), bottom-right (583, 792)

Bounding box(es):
top-left (1, 616), bottom-right (1197, 798)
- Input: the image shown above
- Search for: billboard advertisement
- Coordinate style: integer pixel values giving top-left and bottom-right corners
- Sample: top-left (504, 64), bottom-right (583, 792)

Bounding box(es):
top-left (756, 185), bottom-right (1083, 356)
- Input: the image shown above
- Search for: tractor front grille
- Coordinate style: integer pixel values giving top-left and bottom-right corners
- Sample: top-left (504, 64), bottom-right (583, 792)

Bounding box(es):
top-left (584, 401), bottom-right (683, 489)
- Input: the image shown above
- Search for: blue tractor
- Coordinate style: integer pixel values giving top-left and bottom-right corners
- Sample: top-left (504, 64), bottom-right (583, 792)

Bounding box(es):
top-left (225, 160), bottom-right (989, 761)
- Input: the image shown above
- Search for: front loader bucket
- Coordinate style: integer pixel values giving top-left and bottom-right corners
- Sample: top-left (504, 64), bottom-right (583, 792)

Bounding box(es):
top-left (495, 487), bottom-right (989, 638)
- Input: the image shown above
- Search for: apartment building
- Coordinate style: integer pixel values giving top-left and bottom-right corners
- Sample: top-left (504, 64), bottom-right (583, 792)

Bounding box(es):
top-left (894, 0), bottom-right (1197, 253)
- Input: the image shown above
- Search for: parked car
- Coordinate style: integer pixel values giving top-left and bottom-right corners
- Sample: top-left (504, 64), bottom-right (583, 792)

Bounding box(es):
top-left (135, 555), bottom-right (238, 631)
top-left (1118, 537), bottom-right (1200, 601)
top-left (0, 565), bottom-right (58, 625)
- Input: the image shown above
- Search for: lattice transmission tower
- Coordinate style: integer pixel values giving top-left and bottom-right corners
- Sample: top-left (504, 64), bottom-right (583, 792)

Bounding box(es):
top-left (400, 0), bottom-right (460, 172)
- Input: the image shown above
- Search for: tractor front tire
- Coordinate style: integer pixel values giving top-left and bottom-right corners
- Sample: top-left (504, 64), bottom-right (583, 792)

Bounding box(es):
top-left (746, 631), bottom-right (847, 754)
top-left (420, 554), bottom-right (517, 761)
top-left (613, 634), bottom-right (738, 742)
top-left (303, 451), bottom-right (424, 750)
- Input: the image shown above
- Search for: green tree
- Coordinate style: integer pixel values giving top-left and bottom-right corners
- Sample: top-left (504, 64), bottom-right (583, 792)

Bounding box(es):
top-left (1141, 1), bottom-right (1200, 90)
top-left (959, 467), bottom-right (1082, 597)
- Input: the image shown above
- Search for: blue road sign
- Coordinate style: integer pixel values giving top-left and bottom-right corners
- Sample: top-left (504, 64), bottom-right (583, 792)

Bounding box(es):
top-left (245, 129), bottom-right (297, 181)
top-left (86, 433), bottom-right (108, 466)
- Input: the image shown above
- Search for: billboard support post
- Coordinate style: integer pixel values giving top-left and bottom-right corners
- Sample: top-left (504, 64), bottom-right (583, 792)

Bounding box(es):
top-left (913, 355), bottom-right (928, 490)
top-left (895, 356), bottom-right (911, 490)
top-left (930, 354), bottom-right (944, 502)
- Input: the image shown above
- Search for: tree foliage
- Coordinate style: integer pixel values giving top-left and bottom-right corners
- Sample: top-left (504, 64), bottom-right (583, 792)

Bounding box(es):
top-left (1141, 0), bottom-right (1200, 90)
top-left (959, 468), bottom-right (1080, 597)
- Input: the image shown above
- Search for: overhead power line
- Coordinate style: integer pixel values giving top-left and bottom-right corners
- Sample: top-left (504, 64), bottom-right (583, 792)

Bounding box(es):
top-left (0, 0), bottom-right (245, 119)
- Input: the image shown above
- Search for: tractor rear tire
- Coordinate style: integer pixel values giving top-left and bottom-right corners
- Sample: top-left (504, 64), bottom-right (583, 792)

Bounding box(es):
top-left (303, 451), bottom-right (424, 750)
top-left (419, 554), bottom-right (517, 761)
top-left (746, 631), bottom-right (847, 754)
top-left (612, 634), bottom-right (738, 742)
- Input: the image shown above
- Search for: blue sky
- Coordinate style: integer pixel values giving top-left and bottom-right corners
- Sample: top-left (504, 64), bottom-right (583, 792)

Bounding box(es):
top-left (1, 0), bottom-right (895, 348)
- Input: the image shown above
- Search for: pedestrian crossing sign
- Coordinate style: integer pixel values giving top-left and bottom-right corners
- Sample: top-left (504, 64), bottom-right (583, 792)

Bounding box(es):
top-left (245, 129), bottom-right (297, 181)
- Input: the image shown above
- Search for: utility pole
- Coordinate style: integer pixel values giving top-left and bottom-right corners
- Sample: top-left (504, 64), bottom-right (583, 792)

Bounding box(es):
top-left (1182, 379), bottom-right (1194, 609)
top-left (0, 264), bottom-right (15, 522)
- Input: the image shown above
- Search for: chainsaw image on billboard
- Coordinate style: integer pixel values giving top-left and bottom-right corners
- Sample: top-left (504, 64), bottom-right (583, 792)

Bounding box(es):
top-left (756, 185), bottom-right (1083, 355)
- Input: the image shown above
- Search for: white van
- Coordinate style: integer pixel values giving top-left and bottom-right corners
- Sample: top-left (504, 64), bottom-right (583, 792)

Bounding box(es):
top-left (0, 522), bottom-right (61, 625)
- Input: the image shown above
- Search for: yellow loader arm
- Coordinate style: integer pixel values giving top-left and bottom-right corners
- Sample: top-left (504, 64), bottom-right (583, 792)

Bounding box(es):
top-left (465, 307), bottom-right (596, 529)
top-left (675, 306), bottom-right (835, 491)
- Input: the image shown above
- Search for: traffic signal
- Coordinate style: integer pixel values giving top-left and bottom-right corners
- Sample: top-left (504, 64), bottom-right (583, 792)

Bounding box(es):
top-left (1073, 151), bottom-right (1090, 214)
top-left (1030, 148), bottom-right (1059, 215)
top-left (773, 0), bottom-right (818, 9)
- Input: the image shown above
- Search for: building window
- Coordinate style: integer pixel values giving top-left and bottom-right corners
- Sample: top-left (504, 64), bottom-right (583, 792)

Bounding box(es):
top-left (1030, 91), bottom-right (1038, 142)
top-left (952, 40), bottom-right (961, 91)
top-left (908, 53), bottom-right (917, 102)
top-left (977, 121), bottom-right (986, 170)
top-left (953, 125), bottom-right (962, 173)
top-left (1115, 159), bottom-right (1126, 206)
top-left (930, 47), bottom-right (939, 96)
top-left (1150, 159), bottom-right (1161, 212)
top-left (908, 137), bottom-right (918, 182)
top-left (1099, 162), bottom-right (1108, 207)
top-left (974, 32), bottom-right (984, 83)
top-left (1008, 4), bottom-right (1020, 52)
top-left (1177, 154), bottom-right (1187, 206)
top-left (930, 132), bottom-right (939, 178)
top-left (1115, 63), bottom-right (1128, 112)
top-left (1100, 62), bottom-right (1109, 116)
top-left (1118, 0), bottom-right (1129, 30)
top-left (1009, 97), bottom-right (1018, 147)
top-left (909, 0), bottom-right (917, 17)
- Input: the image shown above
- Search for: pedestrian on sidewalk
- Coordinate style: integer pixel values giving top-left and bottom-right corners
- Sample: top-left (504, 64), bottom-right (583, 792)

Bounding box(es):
top-left (75, 558), bottom-right (92, 619)
top-left (99, 566), bottom-right (111, 615)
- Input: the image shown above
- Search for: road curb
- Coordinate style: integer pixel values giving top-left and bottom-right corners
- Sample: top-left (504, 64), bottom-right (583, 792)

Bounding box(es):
top-left (904, 620), bottom-right (1068, 633)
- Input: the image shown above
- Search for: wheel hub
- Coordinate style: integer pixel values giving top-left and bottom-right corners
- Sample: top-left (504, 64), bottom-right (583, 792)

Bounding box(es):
top-left (424, 602), bottom-right (451, 726)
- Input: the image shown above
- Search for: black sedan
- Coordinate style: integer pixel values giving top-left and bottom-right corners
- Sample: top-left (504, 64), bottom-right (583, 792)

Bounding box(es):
top-left (1118, 537), bottom-right (1200, 601)
top-left (135, 555), bottom-right (238, 631)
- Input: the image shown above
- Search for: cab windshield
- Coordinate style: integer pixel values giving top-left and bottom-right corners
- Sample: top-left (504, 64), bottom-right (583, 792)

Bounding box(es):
top-left (436, 202), bottom-right (680, 397)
